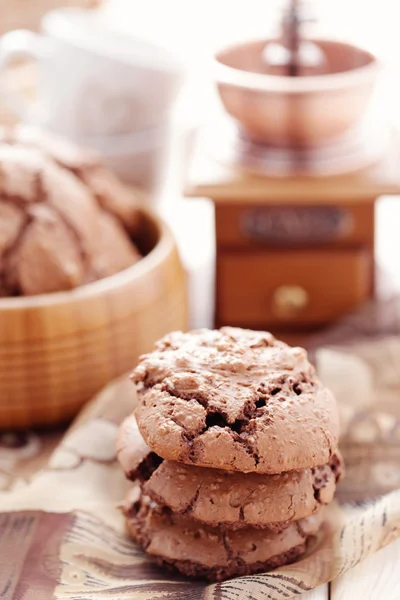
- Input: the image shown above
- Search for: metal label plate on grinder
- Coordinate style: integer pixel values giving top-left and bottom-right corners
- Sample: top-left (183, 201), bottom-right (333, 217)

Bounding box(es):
top-left (241, 206), bottom-right (353, 245)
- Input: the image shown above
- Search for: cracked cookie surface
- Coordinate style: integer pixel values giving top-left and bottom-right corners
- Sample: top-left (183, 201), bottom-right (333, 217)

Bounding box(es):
top-left (118, 414), bottom-right (343, 529)
top-left (0, 126), bottom-right (141, 295)
top-left (133, 328), bottom-right (340, 473)
top-left (124, 486), bottom-right (323, 581)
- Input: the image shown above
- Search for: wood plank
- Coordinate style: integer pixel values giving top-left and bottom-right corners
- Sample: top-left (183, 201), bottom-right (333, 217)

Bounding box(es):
top-left (331, 538), bottom-right (400, 600)
top-left (300, 584), bottom-right (329, 599)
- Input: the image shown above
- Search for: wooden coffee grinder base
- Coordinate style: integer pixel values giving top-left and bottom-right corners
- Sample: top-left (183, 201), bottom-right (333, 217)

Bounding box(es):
top-left (185, 132), bottom-right (400, 339)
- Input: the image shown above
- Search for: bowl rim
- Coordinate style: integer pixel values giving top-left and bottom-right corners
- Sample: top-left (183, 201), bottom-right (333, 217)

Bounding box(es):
top-left (0, 206), bottom-right (173, 310)
top-left (213, 37), bottom-right (382, 93)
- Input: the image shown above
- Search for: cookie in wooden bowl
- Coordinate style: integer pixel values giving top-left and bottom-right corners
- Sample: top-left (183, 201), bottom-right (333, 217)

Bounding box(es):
top-left (0, 127), bottom-right (187, 429)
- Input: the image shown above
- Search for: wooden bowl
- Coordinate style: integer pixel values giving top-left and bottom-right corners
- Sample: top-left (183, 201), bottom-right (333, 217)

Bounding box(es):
top-left (0, 207), bottom-right (187, 429)
top-left (214, 39), bottom-right (381, 148)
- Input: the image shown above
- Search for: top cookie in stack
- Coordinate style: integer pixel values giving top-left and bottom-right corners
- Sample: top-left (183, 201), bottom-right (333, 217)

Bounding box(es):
top-left (118, 327), bottom-right (343, 581)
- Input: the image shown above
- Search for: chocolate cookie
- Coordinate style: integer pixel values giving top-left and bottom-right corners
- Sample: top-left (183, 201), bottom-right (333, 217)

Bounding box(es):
top-left (0, 127), bottom-right (141, 296)
top-left (144, 456), bottom-right (341, 530)
top-left (117, 414), bottom-right (162, 481)
top-left (117, 415), bottom-right (343, 529)
top-left (124, 487), bottom-right (323, 581)
top-left (6, 124), bottom-right (143, 233)
top-left (133, 328), bottom-right (340, 473)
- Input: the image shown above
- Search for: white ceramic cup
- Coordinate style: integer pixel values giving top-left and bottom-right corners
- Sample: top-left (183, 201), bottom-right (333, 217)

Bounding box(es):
top-left (0, 7), bottom-right (186, 137)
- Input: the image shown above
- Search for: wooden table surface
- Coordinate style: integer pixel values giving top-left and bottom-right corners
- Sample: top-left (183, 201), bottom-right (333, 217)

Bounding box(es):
top-left (303, 537), bottom-right (400, 599)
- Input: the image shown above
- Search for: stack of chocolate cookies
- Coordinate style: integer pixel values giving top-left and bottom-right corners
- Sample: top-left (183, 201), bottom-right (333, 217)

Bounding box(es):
top-left (118, 327), bottom-right (343, 581)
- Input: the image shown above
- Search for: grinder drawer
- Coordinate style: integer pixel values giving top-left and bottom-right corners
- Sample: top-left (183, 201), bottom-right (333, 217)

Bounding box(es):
top-left (217, 249), bottom-right (372, 326)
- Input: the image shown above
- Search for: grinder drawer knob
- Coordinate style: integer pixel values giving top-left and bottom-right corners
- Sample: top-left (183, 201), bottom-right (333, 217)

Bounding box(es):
top-left (272, 285), bottom-right (309, 318)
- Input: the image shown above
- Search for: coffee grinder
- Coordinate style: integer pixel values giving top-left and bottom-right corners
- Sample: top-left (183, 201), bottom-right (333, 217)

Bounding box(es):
top-left (185, 0), bottom-right (400, 343)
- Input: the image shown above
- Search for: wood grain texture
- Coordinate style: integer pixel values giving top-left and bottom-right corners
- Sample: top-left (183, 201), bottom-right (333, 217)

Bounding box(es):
top-left (0, 209), bottom-right (188, 429)
top-left (216, 249), bottom-right (372, 327)
top-left (331, 538), bottom-right (400, 600)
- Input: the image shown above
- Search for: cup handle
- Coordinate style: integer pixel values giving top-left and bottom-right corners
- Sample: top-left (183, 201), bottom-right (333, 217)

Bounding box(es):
top-left (0, 29), bottom-right (46, 122)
